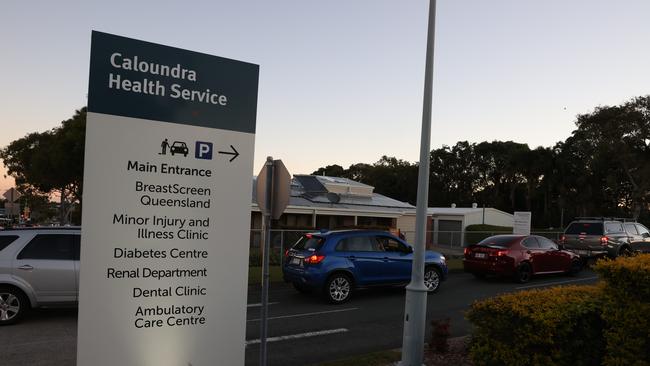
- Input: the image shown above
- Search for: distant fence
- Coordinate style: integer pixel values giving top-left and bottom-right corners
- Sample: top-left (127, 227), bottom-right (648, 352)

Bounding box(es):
top-left (248, 229), bottom-right (564, 267)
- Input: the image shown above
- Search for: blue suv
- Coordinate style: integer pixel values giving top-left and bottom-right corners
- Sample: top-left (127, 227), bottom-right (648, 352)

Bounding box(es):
top-left (282, 230), bottom-right (448, 303)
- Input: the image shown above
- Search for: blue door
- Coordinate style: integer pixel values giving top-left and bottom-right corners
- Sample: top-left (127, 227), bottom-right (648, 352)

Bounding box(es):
top-left (335, 235), bottom-right (385, 285)
top-left (375, 235), bottom-right (413, 283)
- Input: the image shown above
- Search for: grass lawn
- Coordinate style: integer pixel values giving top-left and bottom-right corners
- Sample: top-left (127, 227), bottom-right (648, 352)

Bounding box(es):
top-left (446, 258), bottom-right (463, 272)
top-left (248, 265), bottom-right (284, 285)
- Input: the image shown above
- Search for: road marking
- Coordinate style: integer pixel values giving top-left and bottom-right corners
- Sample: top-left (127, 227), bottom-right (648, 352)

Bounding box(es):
top-left (247, 307), bottom-right (358, 322)
top-left (247, 302), bottom-right (279, 307)
top-left (246, 328), bottom-right (349, 346)
top-left (516, 276), bottom-right (598, 290)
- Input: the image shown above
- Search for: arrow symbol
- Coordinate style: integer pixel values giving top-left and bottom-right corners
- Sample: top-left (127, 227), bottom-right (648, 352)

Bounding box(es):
top-left (218, 145), bottom-right (240, 162)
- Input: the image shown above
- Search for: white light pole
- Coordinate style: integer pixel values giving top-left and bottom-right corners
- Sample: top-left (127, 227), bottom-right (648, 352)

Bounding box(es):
top-left (400, 0), bottom-right (436, 365)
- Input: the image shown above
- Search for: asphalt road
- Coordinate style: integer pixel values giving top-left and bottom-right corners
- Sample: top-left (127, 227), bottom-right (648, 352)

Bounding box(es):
top-left (2, 270), bottom-right (598, 366)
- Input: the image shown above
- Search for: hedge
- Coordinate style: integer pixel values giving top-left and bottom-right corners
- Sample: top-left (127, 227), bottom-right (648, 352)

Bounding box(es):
top-left (467, 254), bottom-right (650, 366)
top-left (464, 224), bottom-right (513, 245)
top-left (467, 285), bottom-right (605, 366)
top-left (594, 255), bottom-right (650, 366)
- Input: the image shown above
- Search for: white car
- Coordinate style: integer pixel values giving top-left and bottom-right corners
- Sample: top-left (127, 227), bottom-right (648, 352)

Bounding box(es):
top-left (0, 227), bottom-right (80, 325)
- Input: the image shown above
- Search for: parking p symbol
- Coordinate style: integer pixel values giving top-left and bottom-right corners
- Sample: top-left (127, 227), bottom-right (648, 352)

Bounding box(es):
top-left (195, 141), bottom-right (213, 160)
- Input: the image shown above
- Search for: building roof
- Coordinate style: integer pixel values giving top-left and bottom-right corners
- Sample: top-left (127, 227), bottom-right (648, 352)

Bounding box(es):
top-left (427, 207), bottom-right (513, 216)
top-left (252, 175), bottom-right (414, 215)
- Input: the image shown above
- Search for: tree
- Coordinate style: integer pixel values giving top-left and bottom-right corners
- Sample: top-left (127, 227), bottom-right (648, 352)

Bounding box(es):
top-left (429, 141), bottom-right (480, 207)
top-left (569, 96), bottom-right (650, 219)
top-left (311, 164), bottom-right (345, 177)
top-left (0, 108), bottom-right (86, 224)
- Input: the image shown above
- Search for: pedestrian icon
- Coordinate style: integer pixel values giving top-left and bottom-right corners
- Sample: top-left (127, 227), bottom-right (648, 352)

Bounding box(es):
top-left (160, 138), bottom-right (170, 155)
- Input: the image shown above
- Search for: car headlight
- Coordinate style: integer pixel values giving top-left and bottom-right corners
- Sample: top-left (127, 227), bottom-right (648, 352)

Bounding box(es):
top-left (440, 255), bottom-right (446, 262)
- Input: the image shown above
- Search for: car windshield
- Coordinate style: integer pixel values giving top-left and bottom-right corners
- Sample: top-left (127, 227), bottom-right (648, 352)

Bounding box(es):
top-left (476, 236), bottom-right (517, 248)
top-left (293, 235), bottom-right (324, 251)
top-left (565, 222), bottom-right (603, 235)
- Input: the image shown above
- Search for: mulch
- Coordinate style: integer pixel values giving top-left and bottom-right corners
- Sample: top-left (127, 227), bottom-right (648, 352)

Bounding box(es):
top-left (388, 336), bottom-right (474, 366)
top-left (424, 336), bottom-right (473, 366)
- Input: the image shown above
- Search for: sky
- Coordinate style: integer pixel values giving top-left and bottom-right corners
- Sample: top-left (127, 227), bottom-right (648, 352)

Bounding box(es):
top-left (2, 0), bottom-right (650, 193)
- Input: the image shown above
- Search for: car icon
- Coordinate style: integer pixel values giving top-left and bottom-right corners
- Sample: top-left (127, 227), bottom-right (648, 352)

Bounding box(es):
top-left (170, 141), bottom-right (189, 157)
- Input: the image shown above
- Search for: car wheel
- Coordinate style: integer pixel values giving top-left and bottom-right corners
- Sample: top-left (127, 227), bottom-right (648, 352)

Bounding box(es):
top-left (514, 262), bottom-right (532, 284)
top-left (293, 283), bottom-right (311, 294)
top-left (568, 259), bottom-right (583, 276)
top-left (424, 266), bottom-right (441, 293)
top-left (324, 274), bottom-right (352, 304)
top-left (0, 286), bottom-right (27, 325)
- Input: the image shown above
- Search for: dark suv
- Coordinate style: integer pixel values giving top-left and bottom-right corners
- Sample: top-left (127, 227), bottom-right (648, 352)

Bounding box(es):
top-left (282, 230), bottom-right (448, 304)
top-left (560, 218), bottom-right (650, 258)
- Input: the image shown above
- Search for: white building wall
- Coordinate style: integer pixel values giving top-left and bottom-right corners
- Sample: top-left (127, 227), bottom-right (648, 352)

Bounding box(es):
top-left (485, 209), bottom-right (514, 227)
top-left (396, 214), bottom-right (417, 243)
top-left (464, 209), bottom-right (514, 228)
top-left (463, 211), bottom-right (483, 227)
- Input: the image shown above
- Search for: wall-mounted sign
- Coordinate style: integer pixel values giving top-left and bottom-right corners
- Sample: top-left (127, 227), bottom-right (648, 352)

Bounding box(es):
top-left (77, 31), bottom-right (258, 366)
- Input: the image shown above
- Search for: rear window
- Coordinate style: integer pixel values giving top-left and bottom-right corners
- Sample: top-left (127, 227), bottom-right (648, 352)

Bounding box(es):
top-left (624, 223), bottom-right (639, 235)
top-left (565, 222), bottom-right (603, 235)
top-left (292, 235), bottom-right (324, 251)
top-left (605, 223), bottom-right (624, 233)
top-left (17, 234), bottom-right (75, 260)
top-left (476, 236), bottom-right (517, 248)
top-left (0, 235), bottom-right (19, 252)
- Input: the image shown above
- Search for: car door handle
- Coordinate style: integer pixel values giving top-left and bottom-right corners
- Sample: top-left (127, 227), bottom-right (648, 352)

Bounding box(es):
top-left (348, 256), bottom-right (356, 261)
top-left (18, 265), bottom-right (33, 271)
top-left (383, 257), bottom-right (390, 262)
top-left (526, 251), bottom-right (532, 254)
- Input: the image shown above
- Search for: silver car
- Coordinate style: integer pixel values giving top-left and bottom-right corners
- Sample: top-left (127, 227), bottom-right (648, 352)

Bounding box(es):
top-left (0, 227), bottom-right (80, 325)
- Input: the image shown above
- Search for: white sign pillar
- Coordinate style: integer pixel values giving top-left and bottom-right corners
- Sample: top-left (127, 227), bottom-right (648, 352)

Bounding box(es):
top-left (513, 211), bottom-right (532, 235)
top-left (77, 31), bottom-right (259, 365)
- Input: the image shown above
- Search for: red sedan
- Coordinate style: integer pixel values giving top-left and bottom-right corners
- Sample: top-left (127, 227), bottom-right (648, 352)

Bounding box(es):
top-left (463, 235), bottom-right (583, 283)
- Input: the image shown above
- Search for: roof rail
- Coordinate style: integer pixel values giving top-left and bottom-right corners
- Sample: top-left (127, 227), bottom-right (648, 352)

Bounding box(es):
top-left (574, 217), bottom-right (636, 223)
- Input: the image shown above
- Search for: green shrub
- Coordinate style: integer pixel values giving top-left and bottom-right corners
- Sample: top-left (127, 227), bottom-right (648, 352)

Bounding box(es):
top-left (464, 224), bottom-right (512, 245)
top-left (467, 255), bottom-right (650, 366)
top-left (465, 224), bottom-right (513, 232)
top-left (594, 255), bottom-right (650, 366)
top-left (467, 285), bottom-right (605, 366)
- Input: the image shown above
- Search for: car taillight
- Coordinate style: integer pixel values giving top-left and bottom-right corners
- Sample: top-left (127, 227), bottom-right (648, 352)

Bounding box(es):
top-left (304, 254), bottom-right (325, 264)
top-left (488, 249), bottom-right (508, 257)
top-left (600, 236), bottom-right (608, 246)
top-left (284, 249), bottom-right (290, 258)
top-left (559, 235), bottom-right (566, 244)
top-left (464, 247), bottom-right (470, 256)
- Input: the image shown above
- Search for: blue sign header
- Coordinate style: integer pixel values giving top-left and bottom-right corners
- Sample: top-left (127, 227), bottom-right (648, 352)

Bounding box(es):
top-left (88, 31), bottom-right (259, 133)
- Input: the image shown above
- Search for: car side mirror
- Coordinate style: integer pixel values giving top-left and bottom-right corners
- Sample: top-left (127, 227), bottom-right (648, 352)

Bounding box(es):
top-left (407, 246), bottom-right (414, 253)
top-left (643, 233), bottom-right (650, 238)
